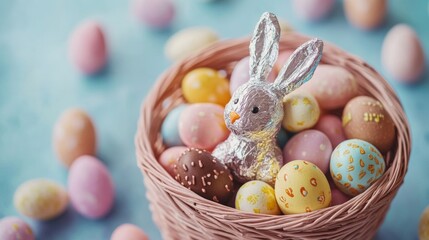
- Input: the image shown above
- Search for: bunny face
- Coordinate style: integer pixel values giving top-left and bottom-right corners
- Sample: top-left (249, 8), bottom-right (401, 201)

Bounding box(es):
top-left (225, 82), bottom-right (283, 136)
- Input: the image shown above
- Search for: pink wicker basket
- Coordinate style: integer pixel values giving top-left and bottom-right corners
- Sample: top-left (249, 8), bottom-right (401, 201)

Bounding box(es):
top-left (135, 33), bottom-right (411, 239)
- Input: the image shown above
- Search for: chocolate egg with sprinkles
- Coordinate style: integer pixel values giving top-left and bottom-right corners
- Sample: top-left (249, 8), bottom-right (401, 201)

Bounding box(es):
top-left (174, 148), bottom-right (234, 204)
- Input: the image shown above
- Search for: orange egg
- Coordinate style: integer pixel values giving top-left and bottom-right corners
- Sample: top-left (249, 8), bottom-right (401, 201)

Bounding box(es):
top-left (111, 224), bottom-right (148, 240)
top-left (344, 0), bottom-right (387, 30)
top-left (182, 68), bottom-right (231, 106)
top-left (52, 108), bottom-right (96, 167)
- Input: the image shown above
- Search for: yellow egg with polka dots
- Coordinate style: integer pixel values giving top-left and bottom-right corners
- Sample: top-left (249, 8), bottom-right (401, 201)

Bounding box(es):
top-left (275, 160), bottom-right (331, 214)
top-left (182, 68), bottom-right (231, 106)
top-left (235, 180), bottom-right (281, 215)
top-left (282, 91), bottom-right (320, 132)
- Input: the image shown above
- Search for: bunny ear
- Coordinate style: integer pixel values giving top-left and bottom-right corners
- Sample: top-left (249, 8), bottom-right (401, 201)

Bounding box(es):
top-left (249, 12), bottom-right (280, 82)
top-left (273, 38), bottom-right (324, 95)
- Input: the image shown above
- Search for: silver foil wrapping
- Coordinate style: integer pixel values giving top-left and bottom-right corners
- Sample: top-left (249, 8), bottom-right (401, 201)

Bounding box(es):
top-left (212, 12), bottom-right (323, 185)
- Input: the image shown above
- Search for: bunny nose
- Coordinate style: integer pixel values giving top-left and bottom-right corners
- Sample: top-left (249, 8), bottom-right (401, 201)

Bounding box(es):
top-left (229, 111), bottom-right (240, 124)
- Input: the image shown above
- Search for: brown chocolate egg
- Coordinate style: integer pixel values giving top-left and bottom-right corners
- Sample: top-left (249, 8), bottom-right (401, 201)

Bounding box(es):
top-left (174, 148), bottom-right (234, 204)
top-left (342, 96), bottom-right (395, 152)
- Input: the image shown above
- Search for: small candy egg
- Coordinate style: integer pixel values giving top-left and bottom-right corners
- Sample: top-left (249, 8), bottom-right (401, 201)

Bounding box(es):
top-left (300, 65), bottom-right (358, 110)
top-left (0, 217), bottom-right (34, 240)
top-left (314, 114), bottom-right (346, 148)
top-left (111, 224), bottom-right (148, 240)
top-left (69, 20), bottom-right (107, 74)
top-left (330, 139), bottom-right (385, 196)
top-left (293, 0), bottom-right (335, 22)
top-left (131, 0), bottom-right (175, 29)
top-left (419, 206), bottom-right (429, 240)
top-left (165, 27), bottom-right (218, 61)
top-left (159, 146), bottom-right (188, 176)
top-left (330, 186), bottom-right (351, 206)
top-left (174, 148), bottom-right (234, 203)
top-left (14, 179), bottom-right (68, 220)
top-left (283, 130), bottom-right (332, 173)
top-left (178, 103), bottom-right (229, 150)
top-left (282, 91), bottom-right (320, 132)
top-left (161, 104), bottom-right (187, 147)
top-left (53, 108), bottom-right (96, 167)
top-left (235, 180), bottom-right (281, 215)
top-left (68, 156), bottom-right (114, 219)
top-left (342, 96), bottom-right (395, 152)
top-left (382, 24), bottom-right (425, 83)
top-left (230, 57), bottom-right (276, 94)
top-left (276, 128), bottom-right (289, 149)
top-left (274, 51), bottom-right (293, 74)
top-left (182, 68), bottom-right (230, 106)
top-left (275, 160), bottom-right (331, 214)
top-left (278, 20), bottom-right (294, 34)
top-left (344, 0), bottom-right (386, 30)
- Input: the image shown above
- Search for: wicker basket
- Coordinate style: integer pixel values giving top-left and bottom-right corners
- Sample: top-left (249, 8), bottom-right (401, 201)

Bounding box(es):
top-left (135, 33), bottom-right (411, 240)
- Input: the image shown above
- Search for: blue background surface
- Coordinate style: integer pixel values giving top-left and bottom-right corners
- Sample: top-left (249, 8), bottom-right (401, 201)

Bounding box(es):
top-left (0, 0), bottom-right (428, 239)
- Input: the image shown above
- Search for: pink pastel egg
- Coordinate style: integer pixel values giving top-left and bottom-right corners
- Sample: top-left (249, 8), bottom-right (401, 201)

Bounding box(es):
top-left (382, 24), bottom-right (425, 83)
top-left (314, 114), bottom-right (346, 148)
top-left (68, 156), bottom-right (115, 219)
top-left (0, 217), bottom-right (34, 240)
top-left (179, 103), bottom-right (229, 150)
top-left (111, 224), bottom-right (148, 240)
top-left (300, 64), bottom-right (358, 110)
top-left (331, 185), bottom-right (351, 206)
top-left (283, 129), bottom-right (332, 173)
top-left (230, 56), bottom-right (276, 94)
top-left (293, 0), bottom-right (335, 21)
top-left (159, 146), bottom-right (188, 176)
top-left (274, 51), bottom-right (294, 74)
top-left (131, 0), bottom-right (175, 29)
top-left (69, 20), bottom-right (107, 74)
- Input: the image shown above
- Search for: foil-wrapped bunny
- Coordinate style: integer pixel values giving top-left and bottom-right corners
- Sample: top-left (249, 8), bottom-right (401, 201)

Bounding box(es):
top-left (212, 12), bottom-right (324, 185)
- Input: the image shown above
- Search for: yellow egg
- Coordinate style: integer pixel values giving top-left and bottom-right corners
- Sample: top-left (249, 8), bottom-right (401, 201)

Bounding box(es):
top-left (235, 180), bottom-right (281, 215)
top-left (282, 91), bottom-right (320, 132)
top-left (275, 160), bottom-right (331, 214)
top-left (182, 68), bottom-right (231, 106)
top-left (14, 179), bottom-right (69, 220)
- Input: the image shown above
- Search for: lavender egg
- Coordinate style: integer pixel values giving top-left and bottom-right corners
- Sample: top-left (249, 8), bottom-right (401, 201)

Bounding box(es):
top-left (293, 0), bottom-right (335, 22)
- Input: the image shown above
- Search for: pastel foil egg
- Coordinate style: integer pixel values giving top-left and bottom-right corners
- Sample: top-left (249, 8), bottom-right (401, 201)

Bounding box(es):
top-left (330, 139), bottom-right (385, 196)
top-left (283, 129), bottom-right (332, 173)
top-left (14, 179), bottom-right (68, 220)
top-left (131, 0), bottom-right (175, 29)
top-left (68, 156), bottom-right (115, 219)
top-left (159, 146), bottom-right (188, 176)
top-left (174, 148), bottom-right (234, 203)
top-left (111, 224), bottom-right (148, 240)
top-left (235, 180), bottom-right (281, 215)
top-left (53, 108), bottom-right (97, 167)
top-left (0, 217), bottom-right (34, 240)
top-left (230, 56), bottom-right (275, 94)
top-left (293, 0), bottom-right (335, 21)
top-left (382, 24), bottom-right (425, 83)
top-left (300, 65), bottom-right (358, 110)
top-left (161, 104), bottom-right (187, 147)
top-left (275, 160), bottom-right (331, 214)
top-left (344, 0), bottom-right (387, 30)
top-left (342, 96), bottom-right (395, 152)
top-left (282, 91), bottom-right (320, 132)
top-left (314, 114), bottom-right (346, 148)
top-left (178, 103), bottom-right (229, 150)
top-left (420, 206), bottom-right (429, 240)
top-left (69, 20), bottom-right (107, 74)
top-left (165, 27), bottom-right (218, 61)
top-left (182, 68), bottom-right (231, 106)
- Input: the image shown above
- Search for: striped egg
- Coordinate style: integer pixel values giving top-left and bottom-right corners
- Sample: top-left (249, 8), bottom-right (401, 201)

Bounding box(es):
top-left (330, 139), bottom-right (385, 196)
top-left (235, 180), bottom-right (280, 215)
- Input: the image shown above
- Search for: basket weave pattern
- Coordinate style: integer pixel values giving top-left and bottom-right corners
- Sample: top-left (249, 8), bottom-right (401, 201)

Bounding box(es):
top-left (135, 33), bottom-right (411, 240)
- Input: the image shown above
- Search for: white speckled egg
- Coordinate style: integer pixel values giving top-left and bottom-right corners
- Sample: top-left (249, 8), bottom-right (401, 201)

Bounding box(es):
top-left (14, 179), bottom-right (68, 220)
top-left (165, 27), bottom-right (218, 61)
top-left (235, 180), bottom-right (280, 215)
top-left (382, 24), bottom-right (425, 83)
top-left (282, 91), bottom-right (320, 132)
top-left (330, 139), bottom-right (385, 196)
top-left (275, 160), bottom-right (331, 214)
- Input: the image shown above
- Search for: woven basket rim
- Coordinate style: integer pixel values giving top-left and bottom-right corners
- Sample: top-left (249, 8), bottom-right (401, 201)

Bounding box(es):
top-left (135, 32), bottom-right (411, 239)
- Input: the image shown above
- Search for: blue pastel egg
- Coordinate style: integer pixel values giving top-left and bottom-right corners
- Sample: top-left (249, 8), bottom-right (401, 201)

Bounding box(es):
top-left (276, 128), bottom-right (289, 149)
top-left (330, 139), bottom-right (385, 196)
top-left (161, 104), bottom-right (187, 147)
